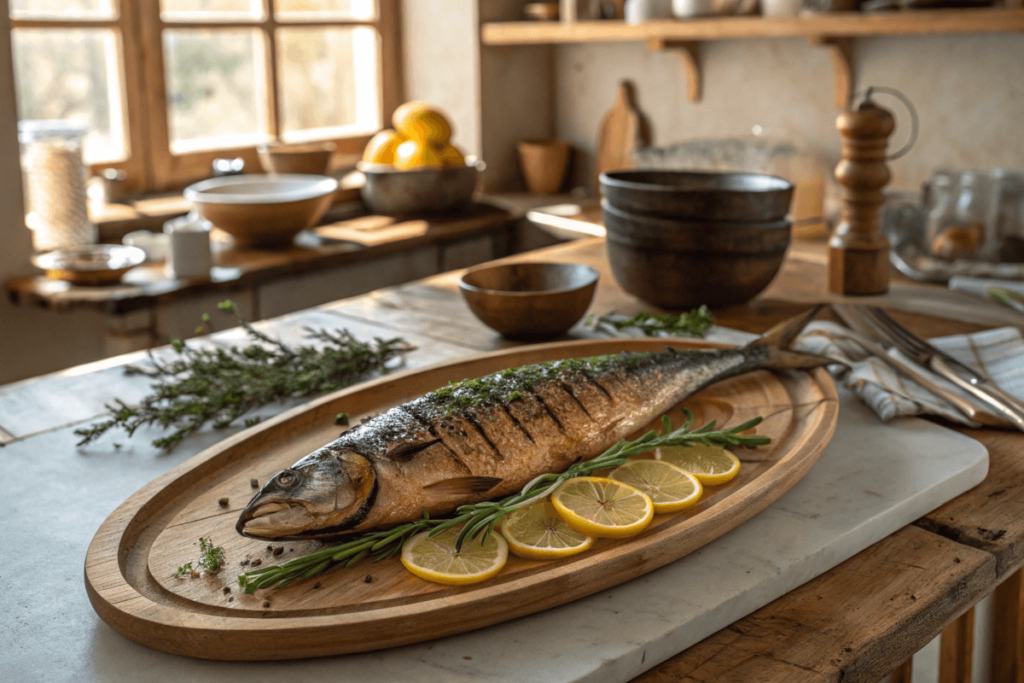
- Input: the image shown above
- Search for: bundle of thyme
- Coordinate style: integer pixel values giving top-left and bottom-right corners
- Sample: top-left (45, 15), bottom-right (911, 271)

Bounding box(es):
top-left (238, 410), bottom-right (769, 593)
top-left (588, 306), bottom-right (714, 338)
top-left (75, 301), bottom-right (411, 449)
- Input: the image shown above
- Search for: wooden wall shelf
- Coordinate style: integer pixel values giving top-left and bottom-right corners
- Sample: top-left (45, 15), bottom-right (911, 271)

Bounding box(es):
top-left (481, 9), bottom-right (1024, 45)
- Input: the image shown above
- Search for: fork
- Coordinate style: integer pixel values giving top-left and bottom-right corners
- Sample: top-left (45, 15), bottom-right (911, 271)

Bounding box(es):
top-left (837, 304), bottom-right (1024, 432)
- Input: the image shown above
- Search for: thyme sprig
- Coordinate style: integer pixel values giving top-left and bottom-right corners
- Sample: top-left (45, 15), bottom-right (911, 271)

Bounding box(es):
top-left (588, 306), bottom-right (714, 338)
top-left (74, 301), bottom-right (411, 450)
top-left (175, 537), bottom-right (226, 578)
top-left (237, 411), bottom-right (769, 592)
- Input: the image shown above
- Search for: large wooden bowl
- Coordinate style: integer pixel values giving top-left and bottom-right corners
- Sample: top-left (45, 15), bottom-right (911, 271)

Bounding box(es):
top-left (600, 170), bottom-right (793, 221)
top-left (602, 199), bottom-right (790, 310)
top-left (184, 174), bottom-right (338, 248)
top-left (459, 261), bottom-right (599, 339)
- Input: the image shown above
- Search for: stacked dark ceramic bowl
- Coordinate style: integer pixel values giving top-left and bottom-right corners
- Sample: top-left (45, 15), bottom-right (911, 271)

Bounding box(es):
top-left (600, 170), bottom-right (794, 310)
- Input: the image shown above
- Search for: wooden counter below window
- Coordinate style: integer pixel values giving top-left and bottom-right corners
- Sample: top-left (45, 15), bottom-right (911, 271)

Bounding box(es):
top-left (4, 202), bottom-right (531, 355)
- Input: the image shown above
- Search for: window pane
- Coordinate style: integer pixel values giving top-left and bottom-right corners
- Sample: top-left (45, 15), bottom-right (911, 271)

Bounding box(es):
top-left (160, 0), bottom-right (263, 22)
top-left (9, 0), bottom-right (115, 20)
top-left (275, 0), bottom-right (375, 21)
top-left (163, 29), bottom-right (269, 153)
top-left (12, 28), bottom-right (127, 164)
top-left (278, 27), bottom-right (379, 142)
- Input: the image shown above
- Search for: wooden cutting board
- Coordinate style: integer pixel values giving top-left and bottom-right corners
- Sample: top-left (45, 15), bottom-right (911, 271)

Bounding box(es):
top-left (84, 338), bottom-right (838, 661)
top-left (595, 80), bottom-right (650, 189)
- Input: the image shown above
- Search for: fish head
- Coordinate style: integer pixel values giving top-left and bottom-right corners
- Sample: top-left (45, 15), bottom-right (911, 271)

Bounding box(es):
top-left (236, 448), bottom-right (376, 540)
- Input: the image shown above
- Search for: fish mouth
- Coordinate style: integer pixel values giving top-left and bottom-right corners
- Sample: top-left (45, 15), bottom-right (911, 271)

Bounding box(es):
top-left (237, 502), bottom-right (317, 538)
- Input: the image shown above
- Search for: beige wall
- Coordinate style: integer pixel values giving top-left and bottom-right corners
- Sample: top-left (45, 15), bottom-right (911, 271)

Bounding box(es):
top-left (552, 33), bottom-right (1024, 192)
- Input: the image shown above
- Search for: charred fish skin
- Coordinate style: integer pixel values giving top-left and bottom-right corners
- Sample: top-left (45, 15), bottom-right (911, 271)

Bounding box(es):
top-left (236, 308), bottom-right (829, 540)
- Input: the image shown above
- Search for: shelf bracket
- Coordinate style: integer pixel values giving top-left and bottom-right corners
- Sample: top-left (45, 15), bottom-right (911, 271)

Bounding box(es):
top-left (647, 38), bottom-right (702, 104)
top-left (808, 36), bottom-right (853, 111)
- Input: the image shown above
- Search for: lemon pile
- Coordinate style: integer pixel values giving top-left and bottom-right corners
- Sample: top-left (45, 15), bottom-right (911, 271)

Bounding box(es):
top-left (362, 101), bottom-right (466, 171)
top-left (400, 438), bottom-right (743, 586)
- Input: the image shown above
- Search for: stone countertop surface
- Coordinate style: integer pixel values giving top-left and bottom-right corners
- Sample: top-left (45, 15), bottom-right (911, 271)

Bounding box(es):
top-left (3, 237), bottom-right (1024, 682)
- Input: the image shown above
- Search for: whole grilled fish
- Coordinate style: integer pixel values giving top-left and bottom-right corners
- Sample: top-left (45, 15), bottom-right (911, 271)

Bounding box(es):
top-left (237, 309), bottom-right (827, 540)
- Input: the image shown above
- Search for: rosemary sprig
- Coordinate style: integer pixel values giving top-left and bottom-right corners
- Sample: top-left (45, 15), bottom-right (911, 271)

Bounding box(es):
top-left (237, 411), bottom-right (769, 592)
top-left (74, 301), bottom-right (411, 450)
top-left (588, 306), bottom-right (714, 338)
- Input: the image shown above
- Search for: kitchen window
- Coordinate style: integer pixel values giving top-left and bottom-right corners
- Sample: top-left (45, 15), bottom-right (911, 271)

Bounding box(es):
top-left (9, 0), bottom-right (399, 192)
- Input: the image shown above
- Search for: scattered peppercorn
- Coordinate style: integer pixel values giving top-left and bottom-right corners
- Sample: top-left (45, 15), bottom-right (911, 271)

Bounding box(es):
top-left (313, 582), bottom-right (321, 589)
top-left (263, 601), bottom-right (270, 608)
top-left (954, 557), bottom-right (961, 563)
top-left (250, 478), bottom-right (259, 489)
top-left (273, 546), bottom-right (284, 556)
top-left (267, 545), bottom-right (274, 552)
top-left (218, 497), bottom-right (229, 507)
top-left (228, 597), bottom-right (234, 602)
top-left (223, 587), bottom-right (231, 595)
top-left (335, 412), bottom-right (349, 426)
top-left (365, 575), bottom-right (372, 584)
top-left (250, 558), bottom-right (262, 567)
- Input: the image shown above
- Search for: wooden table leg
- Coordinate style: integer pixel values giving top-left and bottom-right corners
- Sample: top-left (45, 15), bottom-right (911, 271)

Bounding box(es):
top-left (940, 607), bottom-right (975, 683)
top-left (992, 568), bottom-right (1024, 683)
top-left (890, 657), bottom-right (913, 683)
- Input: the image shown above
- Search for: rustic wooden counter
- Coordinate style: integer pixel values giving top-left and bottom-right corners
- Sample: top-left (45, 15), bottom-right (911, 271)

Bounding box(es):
top-left (1, 236), bottom-right (1020, 682)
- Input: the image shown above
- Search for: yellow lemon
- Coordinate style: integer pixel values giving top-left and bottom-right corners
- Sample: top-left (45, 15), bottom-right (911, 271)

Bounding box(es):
top-left (658, 443), bottom-right (741, 486)
top-left (500, 500), bottom-right (595, 560)
top-left (393, 101), bottom-right (453, 143)
top-left (551, 476), bottom-right (653, 539)
top-left (609, 459), bottom-right (703, 514)
top-left (438, 143), bottom-right (466, 168)
top-left (362, 128), bottom-right (403, 165)
top-left (394, 139), bottom-right (445, 171)
top-left (400, 525), bottom-right (508, 586)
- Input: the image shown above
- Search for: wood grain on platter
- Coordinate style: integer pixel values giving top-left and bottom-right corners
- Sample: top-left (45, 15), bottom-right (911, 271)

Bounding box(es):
top-left (85, 338), bottom-right (839, 661)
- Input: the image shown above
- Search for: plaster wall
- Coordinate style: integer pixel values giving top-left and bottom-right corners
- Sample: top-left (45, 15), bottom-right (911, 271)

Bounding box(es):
top-left (553, 34), bottom-right (1024, 192)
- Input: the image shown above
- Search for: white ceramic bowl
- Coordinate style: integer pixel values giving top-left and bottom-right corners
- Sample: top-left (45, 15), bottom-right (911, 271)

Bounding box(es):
top-left (184, 174), bottom-right (339, 247)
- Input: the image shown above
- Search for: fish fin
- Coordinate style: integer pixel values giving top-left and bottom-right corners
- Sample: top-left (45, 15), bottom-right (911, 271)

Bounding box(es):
top-left (747, 305), bottom-right (832, 370)
top-left (423, 476), bottom-right (503, 495)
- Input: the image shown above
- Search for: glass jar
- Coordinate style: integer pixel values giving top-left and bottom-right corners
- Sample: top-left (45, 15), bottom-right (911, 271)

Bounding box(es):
top-left (986, 171), bottom-right (1024, 263)
top-left (925, 173), bottom-right (970, 260)
top-left (19, 119), bottom-right (96, 252)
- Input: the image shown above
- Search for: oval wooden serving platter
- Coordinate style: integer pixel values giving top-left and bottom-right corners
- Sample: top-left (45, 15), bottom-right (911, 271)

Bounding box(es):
top-left (85, 338), bottom-right (838, 661)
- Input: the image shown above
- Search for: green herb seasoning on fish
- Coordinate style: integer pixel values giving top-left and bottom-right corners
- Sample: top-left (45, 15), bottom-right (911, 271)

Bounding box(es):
top-left (236, 309), bottom-right (828, 540)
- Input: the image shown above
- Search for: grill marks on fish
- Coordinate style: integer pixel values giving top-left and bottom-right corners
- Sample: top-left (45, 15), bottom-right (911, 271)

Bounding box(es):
top-left (498, 402), bottom-right (536, 444)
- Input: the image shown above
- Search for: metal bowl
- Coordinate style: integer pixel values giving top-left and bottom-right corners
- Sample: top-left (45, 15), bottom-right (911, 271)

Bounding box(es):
top-left (602, 199), bottom-right (790, 310)
top-left (358, 160), bottom-right (481, 216)
top-left (32, 244), bottom-right (146, 285)
top-left (600, 170), bottom-right (794, 222)
top-left (459, 262), bottom-right (599, 339)
top-left (184, 174), bottom-right (338, 248)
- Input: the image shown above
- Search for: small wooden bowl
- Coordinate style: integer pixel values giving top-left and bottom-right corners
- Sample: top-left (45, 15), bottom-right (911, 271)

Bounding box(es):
top-left (257, 141), bottom-right (336, 175)
top-left (459, 262), bottom-right (599, 339)
top-left (32, 244), bottom-right (146, 285)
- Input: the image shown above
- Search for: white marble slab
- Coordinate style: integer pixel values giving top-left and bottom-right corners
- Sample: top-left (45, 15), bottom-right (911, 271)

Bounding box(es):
top-left (35, 384), bottom-right (984, 683)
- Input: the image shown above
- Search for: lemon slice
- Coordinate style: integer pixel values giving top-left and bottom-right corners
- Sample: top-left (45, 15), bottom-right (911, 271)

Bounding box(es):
top-left (401, 526), bottom-right (508, 586)
top-left (551, 476), bottom-right (654, 539)
top-left (658, 443), bottom-right (741, 486)
top-left (609, 459), bottom-right (703, 514)
top-left (500, 501), bottom-right (595, 560)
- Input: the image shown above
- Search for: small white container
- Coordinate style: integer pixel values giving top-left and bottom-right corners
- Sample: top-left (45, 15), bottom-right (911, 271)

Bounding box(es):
top-left (164, 213), bottom-right (213, 279)
top-left (672, 0), bottom-right (716, 16)
top-left (625, 0), bottom-right (673, 23)
top-left (761, 0), bottom-right (802, 16)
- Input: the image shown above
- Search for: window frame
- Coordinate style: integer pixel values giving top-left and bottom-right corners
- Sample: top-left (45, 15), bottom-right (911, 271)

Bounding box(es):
top-left (10, 0), bottom-right (400, 194)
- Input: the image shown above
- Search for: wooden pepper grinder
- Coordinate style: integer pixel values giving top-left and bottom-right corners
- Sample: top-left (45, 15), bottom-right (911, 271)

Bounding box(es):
top-left (828, 90), bottom-right (897, 296)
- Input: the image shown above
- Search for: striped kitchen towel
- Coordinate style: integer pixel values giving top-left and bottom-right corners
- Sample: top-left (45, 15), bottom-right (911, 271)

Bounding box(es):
top-left (793, 320), bottom-right (1024, 426)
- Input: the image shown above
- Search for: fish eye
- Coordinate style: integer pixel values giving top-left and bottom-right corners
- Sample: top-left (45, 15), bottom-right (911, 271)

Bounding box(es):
top-left (276, 471), bottom-right (300, 489)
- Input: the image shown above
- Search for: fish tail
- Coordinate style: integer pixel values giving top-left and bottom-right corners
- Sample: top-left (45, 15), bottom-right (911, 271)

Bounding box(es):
top-left (747, 305), bottom-right (832, 370)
